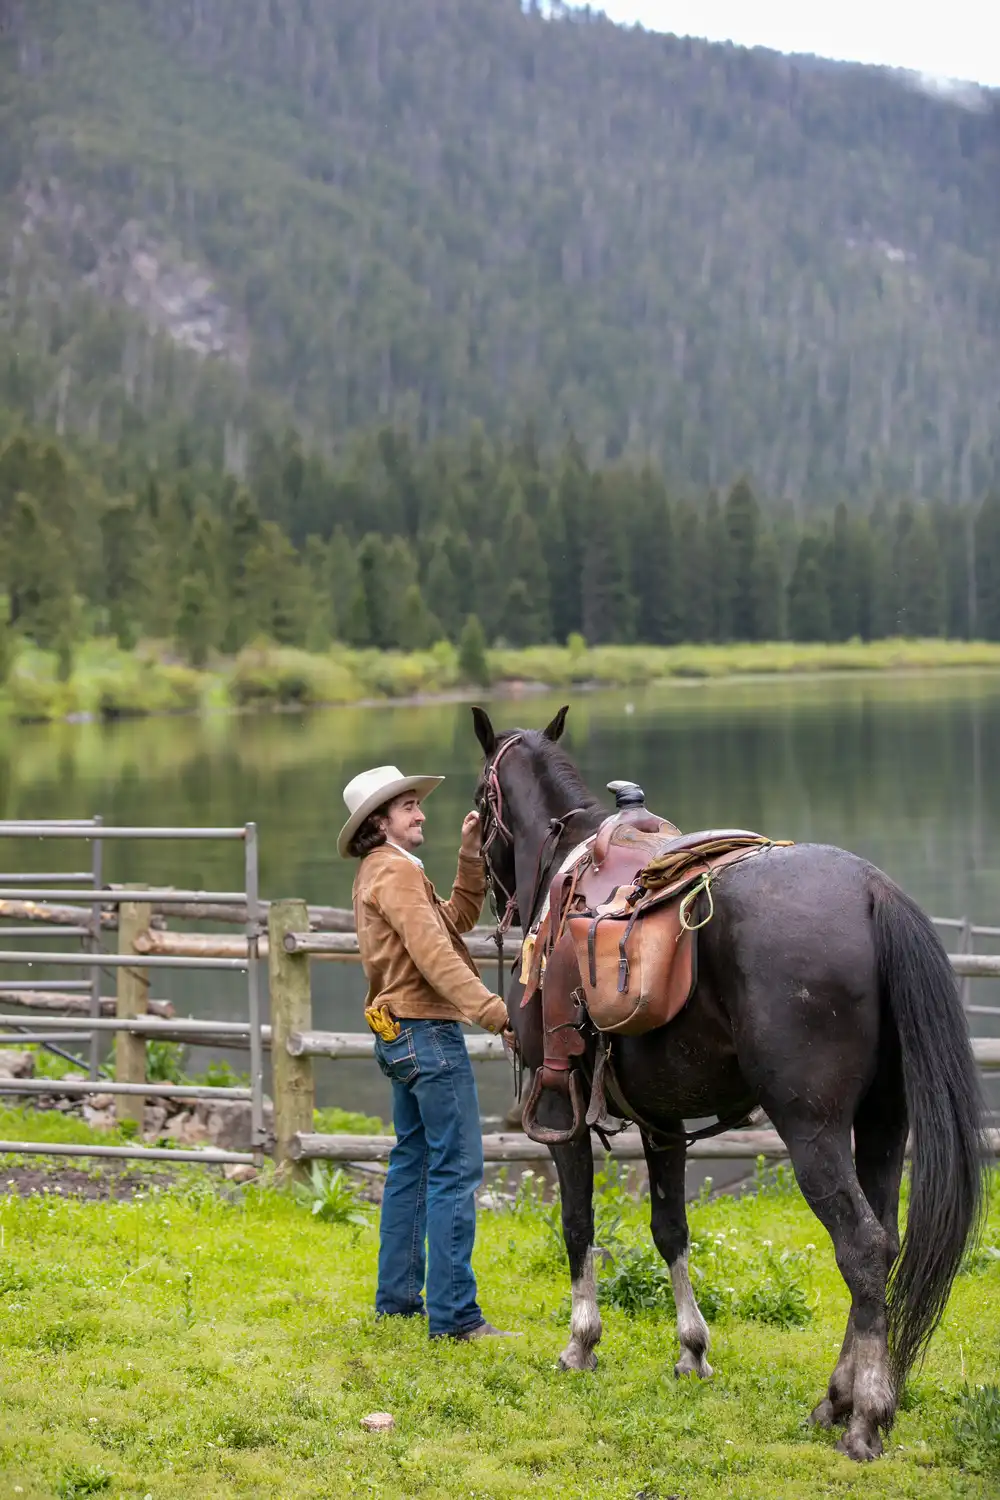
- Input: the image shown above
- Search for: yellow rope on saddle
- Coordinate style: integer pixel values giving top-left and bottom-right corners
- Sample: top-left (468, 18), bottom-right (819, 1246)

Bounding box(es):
top-left (643, 835), bottom-right (795, 933)
top-left (640, 834), bottom-right (793, 893)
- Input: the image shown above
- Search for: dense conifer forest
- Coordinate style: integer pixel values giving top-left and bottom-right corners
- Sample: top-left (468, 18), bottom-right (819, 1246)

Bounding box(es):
top-left (0, 2), bottom-right (998, 660)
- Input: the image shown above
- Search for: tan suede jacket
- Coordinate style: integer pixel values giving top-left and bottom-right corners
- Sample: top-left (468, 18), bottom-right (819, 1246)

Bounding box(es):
top-left (352, 843), bottom-right (508, 1032)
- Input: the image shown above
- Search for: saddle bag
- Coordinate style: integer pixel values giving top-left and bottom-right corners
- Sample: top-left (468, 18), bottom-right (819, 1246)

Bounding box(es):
top-left (565, 888), bottom-right (697, 1035)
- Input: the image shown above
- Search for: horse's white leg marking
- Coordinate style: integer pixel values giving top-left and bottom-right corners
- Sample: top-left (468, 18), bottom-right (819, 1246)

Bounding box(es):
top-left (837, 1330), bottom-right (894, 1462)
top-left (558, 1247), bottom-right (602, 1372)
top-left (671, 1251), bottom-right (713, 1379)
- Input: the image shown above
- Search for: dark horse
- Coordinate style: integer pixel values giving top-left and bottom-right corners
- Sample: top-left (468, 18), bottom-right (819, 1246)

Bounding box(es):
top-left (472, 705), bottom-right (986, 1462)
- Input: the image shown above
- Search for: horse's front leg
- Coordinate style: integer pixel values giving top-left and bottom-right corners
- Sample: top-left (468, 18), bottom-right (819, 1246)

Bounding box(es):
top-left (642, 1131), bottom-right (713, 1379)
top-left (550, 1136), bottom-right (601, 1371)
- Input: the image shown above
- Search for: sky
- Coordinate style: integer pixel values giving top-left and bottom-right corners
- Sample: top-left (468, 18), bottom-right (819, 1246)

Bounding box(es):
top-left (577, 2), bottom-right (1000, 87)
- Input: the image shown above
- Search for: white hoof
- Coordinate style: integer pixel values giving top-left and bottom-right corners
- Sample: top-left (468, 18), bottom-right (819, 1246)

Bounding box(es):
top-left (674, 1349), bottom-right (713, 1379)
top-left (558, 1343), bottom-right (599, 1372)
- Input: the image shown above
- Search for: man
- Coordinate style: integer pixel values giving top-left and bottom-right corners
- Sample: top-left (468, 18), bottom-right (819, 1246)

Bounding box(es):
top-left (339, 763), bottom-right (516, 1341)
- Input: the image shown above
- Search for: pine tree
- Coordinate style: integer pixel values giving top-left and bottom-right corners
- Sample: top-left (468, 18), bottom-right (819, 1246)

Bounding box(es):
top-left (472, 539), bottom-right (503, 644)
top-left (398, 583), bottom-right (436, 650)
top-left (4, 491), bottom-right (74, 645)
top-left (219, 486), bottom-right (262, 651)
top-left (423, 537), bottom-right (462, 641)
top-left (787, 535), bottom-right (831, 641)
top-left (501, 493), bottom-right (551, 643)
top-left (457, 614), bottom-right (491, 686)
top-left (704, 493), bottom-right (732, 641)
top-left (896, 505), bottom-right (945, 637)
top-left (673, 504), bottom-right (711, 642)
top-left (301, 534), bottom-right (333, 650)
top-left (99, 500), bottom-right (142, 648)
top-left (548, 437), bottom-right (589, 641)
top-left (724, 478), bottom-right (760, 640)
top-left (852, 518), bottom-right (877, 641)
top-left (243, 522), bottom-right (305, 645)
top-left (932, 502), bottom-right (973, 639)
top-left (541, 487), bottom-right (576, 644)
top-left (827, 502), bottom-right (856, 641)
top-left (632, 466), bottom-right (678, 644)
top-left (868, 500), bottom-right (897, 639)
top-left (581, 475), bottom-right (636, 644)
top-left (175, 507), bottom-right (222, 660)
top-left (355, 533), bottom-right (398, 649)
top-left (327, 528), bottom-right (361, 642)
top-left (752, 528), bottom-right (785, 640)
top-left (175, 572), bottom-right (217, 666)
top-left (975, 492), bottom-right (1000, 640)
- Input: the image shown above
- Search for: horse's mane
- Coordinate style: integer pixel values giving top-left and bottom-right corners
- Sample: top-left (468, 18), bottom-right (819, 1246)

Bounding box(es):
top-left (510, 729), bottom-right (605, 820)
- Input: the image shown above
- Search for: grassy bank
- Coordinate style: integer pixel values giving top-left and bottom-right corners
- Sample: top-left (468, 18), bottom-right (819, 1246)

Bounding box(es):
top-left (0, 1118), bottom-right (997, 1499)
top-left (4, 637), bottom-right (1000, 724)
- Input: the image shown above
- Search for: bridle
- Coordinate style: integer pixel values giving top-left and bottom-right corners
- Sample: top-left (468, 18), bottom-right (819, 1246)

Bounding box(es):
top-left (479, 735), bottom-right (524, 972)
top-left (479, 732), bottom-right (590, 1001)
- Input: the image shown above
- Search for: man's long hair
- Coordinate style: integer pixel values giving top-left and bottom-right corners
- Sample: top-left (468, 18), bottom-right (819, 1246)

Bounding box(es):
top-left (348, 808), bottom-right (389, 858)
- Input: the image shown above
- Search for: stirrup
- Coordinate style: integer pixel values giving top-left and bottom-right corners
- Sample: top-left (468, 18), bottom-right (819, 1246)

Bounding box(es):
top-left (521, 1067), bottom-right (587, 1146)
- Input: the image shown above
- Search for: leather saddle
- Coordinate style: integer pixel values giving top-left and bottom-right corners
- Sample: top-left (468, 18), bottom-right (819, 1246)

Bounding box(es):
top-left (519, 782), bottom-right (790, 1145)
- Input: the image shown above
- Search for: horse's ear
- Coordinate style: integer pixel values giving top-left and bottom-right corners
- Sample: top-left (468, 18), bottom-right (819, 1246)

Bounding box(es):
top-left (471, 706), bottom-right (496, 757)
top-left (543, 705), bottom-right (570, 742)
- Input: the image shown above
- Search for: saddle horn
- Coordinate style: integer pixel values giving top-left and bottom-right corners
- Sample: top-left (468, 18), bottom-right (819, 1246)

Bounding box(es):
top-left (607, 779), bottom-right (646, 809)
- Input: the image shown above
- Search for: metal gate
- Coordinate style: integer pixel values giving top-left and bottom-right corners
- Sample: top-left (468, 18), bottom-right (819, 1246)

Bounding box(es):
top-left (0, 820), bottom-right (266, 1168)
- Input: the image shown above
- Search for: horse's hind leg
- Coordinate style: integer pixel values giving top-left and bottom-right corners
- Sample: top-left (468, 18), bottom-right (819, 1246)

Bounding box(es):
top-left (809, 1071), bottom-right (907, 1435)
top-left (642, 1132), bottom-right (713, 1379)
top-left (774, 1114), bottom-right (895, 1461)
top-left (551, 1136), bottom-right (602, 1371)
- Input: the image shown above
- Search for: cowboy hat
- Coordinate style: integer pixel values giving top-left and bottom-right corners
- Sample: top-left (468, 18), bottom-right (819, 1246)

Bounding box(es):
top-left (338, 765), bottom-right (444, 857)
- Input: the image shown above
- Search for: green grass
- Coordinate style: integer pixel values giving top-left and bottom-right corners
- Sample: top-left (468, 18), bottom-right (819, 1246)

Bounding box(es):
top-left (0, 1161), bottom-right (997, 1498)
top-left (3, 636), bottom-right (1000, 723)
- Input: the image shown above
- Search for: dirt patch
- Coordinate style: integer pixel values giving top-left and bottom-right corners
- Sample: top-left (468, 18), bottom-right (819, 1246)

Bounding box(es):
top-left (0, 1162), bottom-right (190, 1200)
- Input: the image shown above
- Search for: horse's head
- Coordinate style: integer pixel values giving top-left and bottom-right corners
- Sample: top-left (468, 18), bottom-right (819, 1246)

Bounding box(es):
top-left (471, 704), bottom-right (598, 929)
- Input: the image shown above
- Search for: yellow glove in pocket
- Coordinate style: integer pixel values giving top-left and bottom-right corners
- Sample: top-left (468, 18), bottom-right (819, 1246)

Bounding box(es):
top-left (364, 1003), bottom-right (401, 1043)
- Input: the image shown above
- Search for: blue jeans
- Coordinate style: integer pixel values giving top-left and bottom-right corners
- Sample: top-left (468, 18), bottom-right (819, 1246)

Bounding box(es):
top-left (373, 1019), bottom-right (485, 1337)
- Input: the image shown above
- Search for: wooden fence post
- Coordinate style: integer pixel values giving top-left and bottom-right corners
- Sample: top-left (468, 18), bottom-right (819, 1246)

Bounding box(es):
top-left (268, 898), bottom-right (315, 1180)
top-left (116, 893), bottom-right (151, 1128)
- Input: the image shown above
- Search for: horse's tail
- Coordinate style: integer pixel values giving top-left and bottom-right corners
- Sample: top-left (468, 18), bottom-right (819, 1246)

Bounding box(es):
top-left (871, 873), bottom-right (988, 1387)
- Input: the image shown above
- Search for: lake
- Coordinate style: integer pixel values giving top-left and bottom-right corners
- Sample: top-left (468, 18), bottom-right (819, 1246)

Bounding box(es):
top-left (1, 670), bottom-right (998, 1127)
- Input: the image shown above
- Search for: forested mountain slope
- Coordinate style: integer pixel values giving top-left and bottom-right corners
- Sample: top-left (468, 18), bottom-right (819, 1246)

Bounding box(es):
top-left (1, 0), bottom-right (998, 503)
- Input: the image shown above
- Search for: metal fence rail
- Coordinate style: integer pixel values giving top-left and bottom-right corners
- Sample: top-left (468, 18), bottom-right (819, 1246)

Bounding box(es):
top-left (0, 821), bottom-right (266, 1168)
top-left (0, 1140), bottom-right (254, 1165)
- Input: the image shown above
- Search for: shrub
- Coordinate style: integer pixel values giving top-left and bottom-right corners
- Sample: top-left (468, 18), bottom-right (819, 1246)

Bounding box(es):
top-left (196, 1058), bottom-right (250, 1089)
top-left (313, 1106), bottom-right (387, 1134)
top-left (952, 1384), bottom-right (1000, 1476)
top-left (292, 1162), bottom-right (371, 1227)
top-left (599, 1244), bottom-right (674, 1314)
top-left (56, 1464), bottom-right (112, 1498)
top-left (145, 1039), bottom-right (187, 1084)
top-left (6, 672), bottom-right (65, 722)
top-left (228, 646), bottom-right (361, 708)
top-left (750, 1155), bottom-right (802, 1199)
top-left (735, 1250), bottom-right (813, 1328)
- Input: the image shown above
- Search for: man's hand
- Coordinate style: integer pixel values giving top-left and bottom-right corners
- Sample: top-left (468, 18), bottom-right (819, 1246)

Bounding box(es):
top-left (460, 809), bottom-right (483, 857)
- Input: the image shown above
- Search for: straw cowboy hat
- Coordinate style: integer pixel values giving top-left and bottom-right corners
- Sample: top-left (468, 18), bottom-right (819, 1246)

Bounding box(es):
top-left (338, 765), bottom-right (444, 857)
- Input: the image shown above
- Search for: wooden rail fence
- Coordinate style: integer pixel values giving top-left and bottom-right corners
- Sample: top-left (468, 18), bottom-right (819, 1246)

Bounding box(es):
top-left (2, 888), bottom-right (999, 1171)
